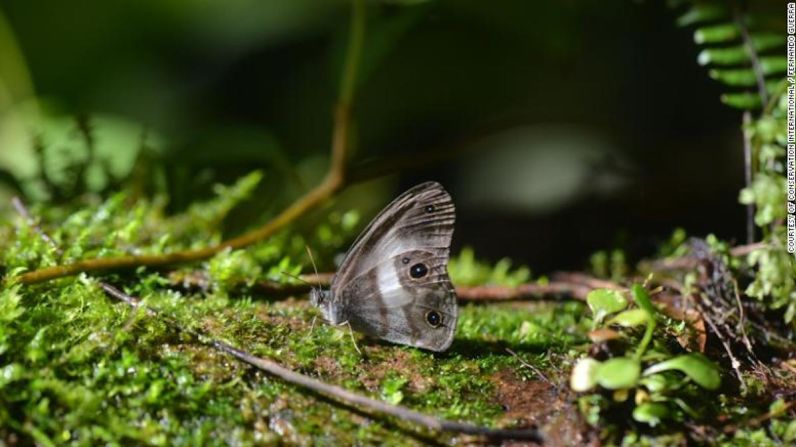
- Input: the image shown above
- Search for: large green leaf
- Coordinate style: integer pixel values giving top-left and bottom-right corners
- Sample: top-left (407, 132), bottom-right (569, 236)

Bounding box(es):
top-left (643, 354), bottom-right (721, 390)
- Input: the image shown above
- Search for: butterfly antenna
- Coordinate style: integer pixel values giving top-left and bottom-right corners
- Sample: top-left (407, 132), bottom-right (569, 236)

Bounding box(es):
top-left (280, 270), bottom-right (312, 286)
top-left (305, 245), bottom-right (320, 277)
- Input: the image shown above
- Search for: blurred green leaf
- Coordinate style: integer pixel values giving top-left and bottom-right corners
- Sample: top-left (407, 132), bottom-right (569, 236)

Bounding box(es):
top-left (0, 8), bottom-right (35, 110)
top-left (738, 174), bottom-right (786, 226)
top-left (693, 23), bottom-right (738, 44)
top-left (587, 289), bottom-right (628, 324)
top-left (632, 402), bottom-right (669, 426)
top-left (760, 56), bottom-right (787, 75)
top-left (677, 4), bottom-right (727, 27)
top-left (752, 33), bottom-right (787, 52)
top-left (595, 357), bottom-right (640, 390)
top-left (698, 46), bottom-right (749, 66)
top-left (720, 92), bottom-right (762, 109)
top-left (607, 308), bottom-right (650, 328)
top-left (448, 246), bottom-right (531, 287)
top-left (643, 354), bottom-right (721, 390)
top-left (709, 68), bottom-right (757, 87)
top-left (639, 374), bottom-right (668, 393)
top-left (380, 376), bottom-right (408, 405)
top-left (631, 284), bottom-right (656, 317)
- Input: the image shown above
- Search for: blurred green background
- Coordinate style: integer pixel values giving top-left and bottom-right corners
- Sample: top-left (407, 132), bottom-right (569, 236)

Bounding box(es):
top-left (0, 0), bottom-right (752, 273)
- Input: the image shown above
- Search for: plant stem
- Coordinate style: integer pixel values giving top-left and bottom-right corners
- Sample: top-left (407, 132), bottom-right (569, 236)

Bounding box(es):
top-left (742, 111), bottom-right (755, 244)
top-left (16, 0), bottom-right (368, 285)
top-left (339, 0), bottom-right (365, 108)
top-left (634, 320), bottom-right (656, 362)
top-left (732, 0), bottom-right (768, 107)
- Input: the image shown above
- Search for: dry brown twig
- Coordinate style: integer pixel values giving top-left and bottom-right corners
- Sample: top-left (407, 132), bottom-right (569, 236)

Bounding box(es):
top-left (722, 400), bottom-right (796, 435)
top-left (165, 269), bottom-right (622, 304)
top-left (505, 348), bottom-right (552, 385)
top-left (640, 242), bottom-right (768, 274)
top-left (17, 106), bottom-right (348, 284)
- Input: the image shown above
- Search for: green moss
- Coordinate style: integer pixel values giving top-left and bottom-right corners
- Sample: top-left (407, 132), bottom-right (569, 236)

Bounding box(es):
top-left (448, 247), bottom-right (531, 287)
top-left (0, 265), bottom-right (583, 444)
top-left (0, 174), bottom-right (790, 445)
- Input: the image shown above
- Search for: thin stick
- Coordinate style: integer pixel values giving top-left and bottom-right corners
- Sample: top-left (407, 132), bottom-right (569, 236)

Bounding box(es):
top-left (505, 348), bottom-right (552, 385)
top-left (731, 278), bottom-right (756, 360)
top-left (732, 1), bottom-right (768, 106)
top-left (694, 297), bottom-right (746, 388)
top-left (729, 242), bottom-right (767, 257)
top-left (455, 282), bottom-right (592, 302)
top-left (551, 272), bottom-right (624, 291)
top-left (12, 200), bottom-right (544, 443)
top-left (16, 171), bottom-right (346, 284)
top-left (640, 242), bottom-right (768, 274)
top-left (722, 400), bottom-right (795, 434)
top-left (11, 197), bottom-right (62, 255)
top-left (168, 273), bottom-right (604, 302)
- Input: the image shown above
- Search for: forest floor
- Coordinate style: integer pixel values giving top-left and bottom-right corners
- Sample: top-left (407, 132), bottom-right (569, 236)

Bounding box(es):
top-left (3, 277), bottom-right (790, 446)
top-left (1, 191), bottom-right (794, 446)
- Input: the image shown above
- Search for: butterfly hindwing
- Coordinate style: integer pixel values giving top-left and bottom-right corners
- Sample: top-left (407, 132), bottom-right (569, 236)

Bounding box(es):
top-left (338, 249), bottom-right (457, 351)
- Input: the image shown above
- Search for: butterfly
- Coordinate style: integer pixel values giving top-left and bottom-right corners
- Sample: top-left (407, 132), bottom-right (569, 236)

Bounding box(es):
top-left (310, 181), bottom-right (458, 352)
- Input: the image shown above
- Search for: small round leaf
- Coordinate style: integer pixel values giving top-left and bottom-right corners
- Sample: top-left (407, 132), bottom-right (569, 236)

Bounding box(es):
top-left (587, 289), bottom-right (628, 323)
top-left (595, 357), bottom-right (641, 390)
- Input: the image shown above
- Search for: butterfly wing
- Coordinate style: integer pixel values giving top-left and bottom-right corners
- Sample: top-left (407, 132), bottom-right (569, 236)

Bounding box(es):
top-left (330, 182), bottom-right (457, 351)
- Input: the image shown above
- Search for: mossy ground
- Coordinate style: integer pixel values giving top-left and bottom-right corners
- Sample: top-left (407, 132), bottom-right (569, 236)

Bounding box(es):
top-left (0, 273), bottom-right (587, 445)
top-left (0, 183), bottom-right (792, 446)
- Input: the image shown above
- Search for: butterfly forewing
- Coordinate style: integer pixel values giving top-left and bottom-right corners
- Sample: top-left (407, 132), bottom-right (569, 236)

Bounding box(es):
top-left (332, 182), bottom-right (454, 288)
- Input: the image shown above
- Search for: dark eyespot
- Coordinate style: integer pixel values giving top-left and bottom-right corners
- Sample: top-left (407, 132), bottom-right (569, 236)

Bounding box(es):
top-left (424, 204), bottom-right (435, 213)
top-left (425, 310), bottom-right (442, 327)
top-left (402, 257), bottom-right (410, 265)
top-left (410, 263), bottom-right (428, 278)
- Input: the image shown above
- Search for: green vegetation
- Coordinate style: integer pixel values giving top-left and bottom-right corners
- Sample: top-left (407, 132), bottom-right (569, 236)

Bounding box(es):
top-left (574, 285), bottom-right (721, 429)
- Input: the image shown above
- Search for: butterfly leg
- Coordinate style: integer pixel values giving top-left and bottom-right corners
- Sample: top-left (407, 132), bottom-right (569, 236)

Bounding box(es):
top-left (303, 315), bottom-right (318, 341)
top-left (336, 320), bottom-right (362, 355)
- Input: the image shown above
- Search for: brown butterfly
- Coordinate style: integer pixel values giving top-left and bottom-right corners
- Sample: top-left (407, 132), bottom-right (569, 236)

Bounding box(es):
top-left (310, 181), bottom-right (458, 352)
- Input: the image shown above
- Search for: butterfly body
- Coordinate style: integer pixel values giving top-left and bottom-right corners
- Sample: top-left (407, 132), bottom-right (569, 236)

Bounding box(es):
top-left (310, 181), bottom-right (458, 352)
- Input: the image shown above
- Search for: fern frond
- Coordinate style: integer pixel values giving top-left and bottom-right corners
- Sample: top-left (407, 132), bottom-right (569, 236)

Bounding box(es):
top-left (671, 0), bottom-right (786, 110)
